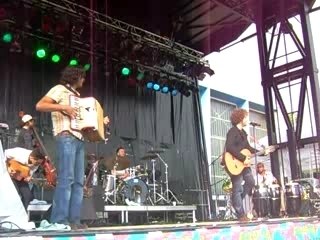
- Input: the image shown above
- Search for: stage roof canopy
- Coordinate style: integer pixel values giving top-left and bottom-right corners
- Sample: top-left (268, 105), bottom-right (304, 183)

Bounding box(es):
top-left (106, 0), bottom-right (316, 54)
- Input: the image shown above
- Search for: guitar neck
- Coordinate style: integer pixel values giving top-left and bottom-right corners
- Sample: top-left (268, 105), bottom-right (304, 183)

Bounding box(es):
top-left (251, 149), bottom-right (265, 158)
top-left (32, 127), bottom-right (51, 159)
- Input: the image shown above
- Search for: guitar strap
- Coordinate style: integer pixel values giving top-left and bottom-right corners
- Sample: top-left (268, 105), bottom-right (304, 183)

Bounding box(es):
top-left (63, 84), bottom-right (80, 97)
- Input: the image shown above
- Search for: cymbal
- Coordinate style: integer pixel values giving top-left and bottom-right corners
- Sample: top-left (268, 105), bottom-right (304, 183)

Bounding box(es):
top-left (147, 149), bottom-right (165, 154)
top-left (104, 155), bottom-right (130, 170)
top-left (141, 154), bottom-right (158, 160)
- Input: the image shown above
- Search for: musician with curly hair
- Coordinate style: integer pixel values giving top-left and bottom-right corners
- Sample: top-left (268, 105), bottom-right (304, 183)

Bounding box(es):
top-left (224, 108), bottom-right (261, 221)
top-left (36, 65), bottom-right (109, 230)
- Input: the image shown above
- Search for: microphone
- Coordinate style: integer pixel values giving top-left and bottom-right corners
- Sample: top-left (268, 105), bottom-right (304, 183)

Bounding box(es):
top-left (250, 121), bottom-right (261, 127)
top-left (126, 153), bottom-right (134, 156)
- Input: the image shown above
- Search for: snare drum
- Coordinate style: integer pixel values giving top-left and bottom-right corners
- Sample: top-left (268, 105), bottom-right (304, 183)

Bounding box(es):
top-left (285, 182), bottom-right (302, 216)
top-left (253, 185), bottom-right (269, 217)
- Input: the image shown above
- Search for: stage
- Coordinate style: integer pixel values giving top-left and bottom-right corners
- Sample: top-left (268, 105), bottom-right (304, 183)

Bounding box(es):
top-left (1, 216), bottom-right (320, 239)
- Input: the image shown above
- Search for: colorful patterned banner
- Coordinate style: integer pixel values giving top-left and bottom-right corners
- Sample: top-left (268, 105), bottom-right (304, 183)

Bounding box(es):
top-left (26, 221), bottom-right (320, 240)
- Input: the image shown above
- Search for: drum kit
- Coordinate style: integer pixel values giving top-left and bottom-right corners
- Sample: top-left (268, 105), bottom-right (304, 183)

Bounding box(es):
top-left (102, 149), bottom-right (181, 206)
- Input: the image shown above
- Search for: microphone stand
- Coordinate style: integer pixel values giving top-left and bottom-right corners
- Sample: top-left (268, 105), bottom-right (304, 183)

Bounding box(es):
top-left (210, 157), bottom-right (220, 218)
top-left (251, 124), bottom-right (264, 218)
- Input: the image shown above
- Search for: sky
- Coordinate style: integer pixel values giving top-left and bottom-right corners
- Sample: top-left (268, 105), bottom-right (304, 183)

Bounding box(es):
top-left (203, 1), bottom-right (320, 106)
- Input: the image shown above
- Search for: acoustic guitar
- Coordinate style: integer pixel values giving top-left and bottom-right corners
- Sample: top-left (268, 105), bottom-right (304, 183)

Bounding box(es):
top-left (224, 145), bottom-right (278, 176)
top-left (7, 159), bottom-right (31, 181)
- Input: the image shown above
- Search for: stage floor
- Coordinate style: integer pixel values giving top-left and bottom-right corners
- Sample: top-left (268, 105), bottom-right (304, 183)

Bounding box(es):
top-left (1, 216), bottom-right (320, 239)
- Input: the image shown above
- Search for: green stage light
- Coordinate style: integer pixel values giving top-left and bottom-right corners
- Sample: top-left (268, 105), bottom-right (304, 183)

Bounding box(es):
top-left (121, 67), bottom-right (131, 76)
top-left (69, 59), bottom-right (78, 66)
top-left (51, 54), bottom-right (61, 63)
top-left (84, 63), bottom-right (91, 71)
top-left (136, 72), bottom-right (145, 80)
top-left (36, 49), bottom-right (46, 58)
top-left (2, 32), bottom-right (13, 43)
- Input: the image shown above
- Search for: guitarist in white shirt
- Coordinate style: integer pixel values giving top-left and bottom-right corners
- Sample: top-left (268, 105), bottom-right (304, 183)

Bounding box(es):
top-left (223, 108), bottom-right (269, 222)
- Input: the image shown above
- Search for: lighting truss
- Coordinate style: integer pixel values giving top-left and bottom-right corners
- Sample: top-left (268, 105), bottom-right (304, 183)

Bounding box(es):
top-left (21, 0), bottom-right (205, 62)
top-left (2, 0), bottom-right (213, 85)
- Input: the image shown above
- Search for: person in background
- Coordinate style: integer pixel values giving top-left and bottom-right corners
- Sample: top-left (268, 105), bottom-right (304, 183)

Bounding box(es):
top-left (36, 65), bottom-right (110, 230)
top-left (16, 114), bottom-right (37, 150)
top-left (104, 146), bottom-right (131, 180)
top-left (5, 147), bottom-right (46, 210)
top-left (255, 162), bottom-right (277, 186)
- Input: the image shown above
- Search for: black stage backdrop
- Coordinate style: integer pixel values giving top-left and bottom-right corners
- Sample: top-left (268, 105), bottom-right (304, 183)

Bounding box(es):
top-left (0, 51), bottom-right (211, 220)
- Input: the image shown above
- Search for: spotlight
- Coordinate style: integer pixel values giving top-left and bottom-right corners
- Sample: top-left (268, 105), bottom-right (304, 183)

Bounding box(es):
top-left (182, 89), bottom-right (191, 97)
top-left (175, 82), bottom-right (191, 97)
top-left (136, 70), bottom-right (145, 81)
top-left (146, 82), bottom-right (154, 89)
top-left (2, 32), bottom-right (12, 43)
top-left (171, 89), bottom-right (178, 96)
top-left (69, 58), bottom-right (78, 66)
top-left (84, 63), bottom-right (91, 71)
top-left (153, 83), bottom-right (160, 91)
top-left (189, 84), bottom-right (199, 93)
top-left (161, 86), bottom-right (169, 93)
top-left (121, 67), bottom-right (131, 76)
top-left (193, 63), bottom-right (215, 79)
top-left (51, 54), bottom-right (61, 63)
top-left (36, 48), bottom-right (46, 58)
top-left (202, 65), bottom-right (215, 76)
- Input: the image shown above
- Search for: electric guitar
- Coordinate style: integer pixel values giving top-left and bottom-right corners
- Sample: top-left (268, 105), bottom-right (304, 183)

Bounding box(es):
top-left (224, 145), bottom-right (279, 176)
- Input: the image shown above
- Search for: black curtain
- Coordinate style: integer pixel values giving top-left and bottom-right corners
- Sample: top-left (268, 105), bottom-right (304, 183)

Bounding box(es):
top-left (0, 49), bottom-right (210, 220)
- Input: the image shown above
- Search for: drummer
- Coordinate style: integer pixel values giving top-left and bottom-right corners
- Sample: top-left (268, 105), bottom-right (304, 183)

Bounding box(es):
top-left (104, 146), bottom-right (131, 179)
top-left (255, 162), bottom-right (277, 186)
top-left (255, 162), bottom-right (286, 216)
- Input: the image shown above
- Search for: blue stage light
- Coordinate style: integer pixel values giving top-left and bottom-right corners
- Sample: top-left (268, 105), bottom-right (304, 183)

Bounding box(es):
top-left (171, 89), bottom-right (178, 96)
top-left (161, 86), bottom-right (169, 93)
top-left (153, 83), bottom-right (160, 91)
top-left (146, 82), bottom-right (154, 89)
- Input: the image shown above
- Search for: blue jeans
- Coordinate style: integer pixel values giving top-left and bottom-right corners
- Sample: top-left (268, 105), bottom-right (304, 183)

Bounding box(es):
top-left (231, 168), bottom-right (255, 218)
top-left (50, 134), bottom-right (84, 224)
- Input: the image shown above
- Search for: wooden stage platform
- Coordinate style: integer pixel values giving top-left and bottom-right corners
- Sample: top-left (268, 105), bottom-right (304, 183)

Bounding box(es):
top-left (1, 216), bottom-right (320, 239)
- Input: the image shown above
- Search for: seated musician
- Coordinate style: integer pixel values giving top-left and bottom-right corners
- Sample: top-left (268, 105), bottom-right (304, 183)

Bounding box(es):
top-left (255, 162), bottom-right (286, 216)
top-left (255, 162), bottom-right (277, 186)
top-left (5, 147), bottom-right (46, 211)
top-left (104, 146), bottom-right (131, 180)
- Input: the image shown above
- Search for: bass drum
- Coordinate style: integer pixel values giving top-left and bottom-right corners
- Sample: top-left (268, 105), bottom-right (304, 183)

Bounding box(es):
top-left (122, 178), bottom-right (149, 206)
